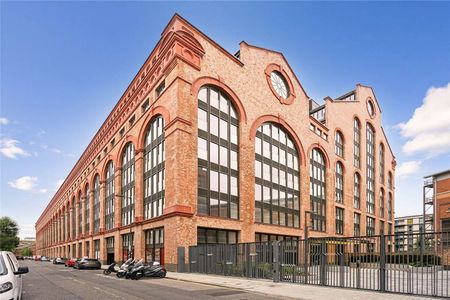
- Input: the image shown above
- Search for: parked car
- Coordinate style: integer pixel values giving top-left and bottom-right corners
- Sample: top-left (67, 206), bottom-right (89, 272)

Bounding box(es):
top-left (64, 258), bottom-right (78, 267)
top-left (74, 258), bottom-right (101, 270)
top-left (53, 257), bottom-right (67, 265)
top-left (40, 256), bottom-right (50, 262)
top-left (0, 251), bottom-right (29, 300)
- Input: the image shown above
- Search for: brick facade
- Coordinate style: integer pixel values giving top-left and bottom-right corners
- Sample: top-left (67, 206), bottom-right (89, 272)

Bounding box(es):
top-left (35, 14), bottom-right (396, 269)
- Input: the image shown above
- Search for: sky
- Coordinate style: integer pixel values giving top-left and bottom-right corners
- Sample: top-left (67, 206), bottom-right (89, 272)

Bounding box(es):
top-left (1, 1), bottom-right (449, 239)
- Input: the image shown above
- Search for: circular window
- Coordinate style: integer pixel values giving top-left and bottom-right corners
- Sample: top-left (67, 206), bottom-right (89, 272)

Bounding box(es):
top-left (367, 99), bottom-right (375, 117)
top-left (270, 71), bottom-right (289, 99)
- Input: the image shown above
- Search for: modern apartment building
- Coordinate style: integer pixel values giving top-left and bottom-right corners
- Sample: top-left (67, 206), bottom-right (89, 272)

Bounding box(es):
top-left (394, 214), bottom-right (433, 252)
top-left (35, 14), bottom-right (396, 269)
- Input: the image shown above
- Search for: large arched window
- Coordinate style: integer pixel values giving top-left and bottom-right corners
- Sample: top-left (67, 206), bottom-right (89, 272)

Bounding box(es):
top-left (366, 123), bottom-right (375, 214)
top-left (335, 131), bottom-right (344, 158)
top-left (353, 118), bottom-right (361, 168)
top-left (388, 172), bottom-right (393, 190)
top-left (310, 148), bottom-right (326, 231)
top-left (122, 143), bottom-right (135, 226)
top-left (144, 116), bottom-right (165, 220)
top-left (72, 197), bottom-right (76, 239)
top-left (388, 192), bottom-right (393, 220)
top-left (335, 162), bottom-right (344, 203)
top-left (105, 161), bottom-right (115, 230)
top-left (379, 143), bottom-right (385, 184)
top-left (380, 188), bottom-right (385, 218)
top-left (78, 191), bottom-right (82, 236)
top-left (85, 184), bottom-right (90, 234)
top-left (93, 175), bottom-right (100, 233)
top-left (255, 123), bottom-right (300, 227)
top-left (197, 86), bottom-right (239, 219)
top-left (354, 173), bottom-right (360, 209)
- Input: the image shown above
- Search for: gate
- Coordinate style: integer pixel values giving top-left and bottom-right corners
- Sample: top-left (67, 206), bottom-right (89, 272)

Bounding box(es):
top-left (189, 231), bottom-right (450, 298)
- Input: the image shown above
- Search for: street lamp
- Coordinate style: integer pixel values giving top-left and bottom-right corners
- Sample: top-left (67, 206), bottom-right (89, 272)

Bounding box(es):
top-left (115, 194), bottom-right (134, 260)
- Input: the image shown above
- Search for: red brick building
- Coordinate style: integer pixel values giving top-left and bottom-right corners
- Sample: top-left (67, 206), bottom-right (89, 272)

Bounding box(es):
top-left (424, 169), bottom-right (450, 234)
top-left (35, 14), bottom-right (396, 269)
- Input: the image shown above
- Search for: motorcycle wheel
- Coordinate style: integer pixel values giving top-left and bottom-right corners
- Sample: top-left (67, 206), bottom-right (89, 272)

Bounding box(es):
top-left (125, 273), bottom-right (131, 279)
top-left (116, 272), bottom-right (125, 278)
top-left (135, 273), bottom-right (143, 280)
top-left (103, 269), bottom-right (111, 275)
top-left (160, 271), bottom-right (166, 278)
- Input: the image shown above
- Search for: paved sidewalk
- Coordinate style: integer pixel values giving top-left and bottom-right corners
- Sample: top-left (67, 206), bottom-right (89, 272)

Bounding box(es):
top-left (167, 272), bottom-right (430, 300)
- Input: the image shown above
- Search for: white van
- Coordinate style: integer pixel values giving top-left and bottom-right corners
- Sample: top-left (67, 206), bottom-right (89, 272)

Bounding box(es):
top-left (0, 251), bottom-right (29, 300)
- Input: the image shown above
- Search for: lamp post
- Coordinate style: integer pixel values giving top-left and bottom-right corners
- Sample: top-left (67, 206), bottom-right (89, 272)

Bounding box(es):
top-left (115, 194), bottom-right (134, 260)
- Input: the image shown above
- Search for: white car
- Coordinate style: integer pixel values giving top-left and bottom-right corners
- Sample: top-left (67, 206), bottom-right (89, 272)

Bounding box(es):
top-left (0, 251), bottom-right (29, 300)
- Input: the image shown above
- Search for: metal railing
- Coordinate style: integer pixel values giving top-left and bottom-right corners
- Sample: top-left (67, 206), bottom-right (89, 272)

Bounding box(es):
top-left (189, 231), bottom-right (450, 298)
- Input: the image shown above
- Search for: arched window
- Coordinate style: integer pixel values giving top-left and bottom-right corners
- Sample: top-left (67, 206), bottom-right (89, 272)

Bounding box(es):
top-left (366, 123), bottom-right (375, 214)
top-left (144, 116), bottom-right (165, 220)
top-left (310, 148), bottom-right (326, 232)
top-left (388, 172), bottom-right (393, 190)
top-left (335, 162), bottom-right (344, 203)
top-left (388, 192), bottom-right (393, 220)
top-left (121, 143), bottom-right (135, 226)
top-left (105, 161), bottom-right (115, 230)
top-left (72, 197), bottom-right (76, 239)
top-left (354, 173), bottom-right (360, 209)
top-left (335, 131), bottom-right (344, 157)
top-left (353, 118), bottom-right (361, 168)
top-left (197, 86), bottom-right (239, 219)
top-left (93, 175), bottom-right (100, 233)
top-left (78, 191), bottom-right (82, 236)
top-left (255, 122), bottom-right (300, 227)
top-left (380, 189), bottom-right (385, 218)
top-left (85, 184), bottom-right (90, 234)
top-left (379, 143), bottom-right (385, 184)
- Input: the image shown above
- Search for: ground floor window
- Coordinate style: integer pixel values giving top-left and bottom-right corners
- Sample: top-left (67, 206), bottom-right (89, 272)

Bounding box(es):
top-left (85, 241), bottom-right (90, 257)
top-left (94, 239), bottom-right (100, 259)
top-left (78, 242), bottom-right (82, 258)
top-left (197, 227), bottom-right (238, 244)
top-left (106, 237), bottom-right (115, 264)
top-left (122, 233), bottom-right (134, 261)
top-left (255, 233), bottom-right (299, 242)
top-left (145, 227), bottom-right (164, 264)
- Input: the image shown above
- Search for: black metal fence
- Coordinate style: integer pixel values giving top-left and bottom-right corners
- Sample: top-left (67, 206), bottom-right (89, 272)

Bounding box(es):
top-left (189, 231), bottom-right (450, 298)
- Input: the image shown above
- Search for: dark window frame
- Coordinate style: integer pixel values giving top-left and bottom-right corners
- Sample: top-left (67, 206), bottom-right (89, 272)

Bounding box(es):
top-left (105, 161), bottom-right (115, 231)
top-left (310, 148), bottom-right (326, 232)
top-left (121, 143), bottom-right (135, 226)
top-left (254, 122), bottom-right (300, 228)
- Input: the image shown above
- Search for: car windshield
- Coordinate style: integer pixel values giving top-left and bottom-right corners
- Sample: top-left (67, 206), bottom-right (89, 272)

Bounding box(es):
top-left (0, 256), bottom-right (6, 276)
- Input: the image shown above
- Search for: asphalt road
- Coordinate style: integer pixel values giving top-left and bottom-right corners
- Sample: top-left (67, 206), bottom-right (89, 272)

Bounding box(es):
top-left (20, 260), bottom-right (280, 300)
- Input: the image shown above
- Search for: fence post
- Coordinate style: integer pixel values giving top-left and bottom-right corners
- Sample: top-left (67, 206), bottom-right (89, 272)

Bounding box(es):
top-left (320, 239), bottom-right (326, 286)
top-left (273, 241), bottom-right (280, 282)
top-left (380, 234), bottom-right (386, 292)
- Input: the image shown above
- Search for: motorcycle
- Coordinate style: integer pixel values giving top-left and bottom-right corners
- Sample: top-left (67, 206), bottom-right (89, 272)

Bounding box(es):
top-left (116, 258), bottom-right (136, 278)
top-left (103, 262), bottom-right (120, 275)
top-left (130, 261), bottom-right (167, 280)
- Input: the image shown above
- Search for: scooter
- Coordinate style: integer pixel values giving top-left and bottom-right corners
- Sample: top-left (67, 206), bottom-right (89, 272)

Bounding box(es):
top-left (103, 262), bottom-right (120, 275)
top-left (126, 259), bottom-right (144, 279)
top-left (116, 258), bottom-right (135, 278)
top-left (130, 261), bottom-right (167, 280)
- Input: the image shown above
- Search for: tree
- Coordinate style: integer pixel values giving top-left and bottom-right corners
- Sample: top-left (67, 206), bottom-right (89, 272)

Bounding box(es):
top-left (0, 217), bottom-right (20, 251)
top-left (22, 247), bottom-right (33, 257)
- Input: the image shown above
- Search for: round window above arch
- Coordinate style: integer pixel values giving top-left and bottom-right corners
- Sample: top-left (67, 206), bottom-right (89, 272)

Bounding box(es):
top-left (265, 64), bottom-right (296, 105)
top-left (367, 98), bottom-right (376, 118)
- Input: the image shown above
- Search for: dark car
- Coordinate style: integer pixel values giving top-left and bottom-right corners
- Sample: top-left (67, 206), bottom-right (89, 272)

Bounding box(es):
top-left (74, 258), bottom-right (101, 270)
top-left (53, 257), bottom-right (67, 265)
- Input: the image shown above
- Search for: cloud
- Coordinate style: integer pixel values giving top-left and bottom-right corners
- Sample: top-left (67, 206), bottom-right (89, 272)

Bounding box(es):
top-left (8, 176), bottom-right (38, 191)
top-left (397, 83), bottom-right (450, 156)
top-left (41, 144), bottom-right (62, 154)
top-left (396, 160), bottom-right (422, 179)
top-left (0, 117), bottom-right (9, 125)
top-left (0, 138), bottom-right (31, 159)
